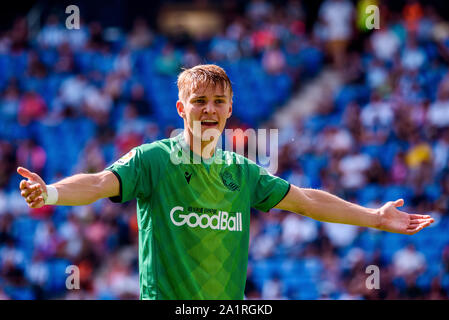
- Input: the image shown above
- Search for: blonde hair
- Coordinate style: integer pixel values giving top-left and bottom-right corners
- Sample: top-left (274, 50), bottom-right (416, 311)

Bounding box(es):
top-left (177, 64), bottom-right (233, 102)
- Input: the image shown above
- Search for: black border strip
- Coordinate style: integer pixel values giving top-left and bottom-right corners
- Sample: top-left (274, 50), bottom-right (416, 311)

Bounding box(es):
top-left (106, 169), bottom-right (123, 203)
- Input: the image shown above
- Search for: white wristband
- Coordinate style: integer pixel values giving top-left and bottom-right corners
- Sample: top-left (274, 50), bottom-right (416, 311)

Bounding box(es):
top-left (44, 185), bottom-right (58, 205)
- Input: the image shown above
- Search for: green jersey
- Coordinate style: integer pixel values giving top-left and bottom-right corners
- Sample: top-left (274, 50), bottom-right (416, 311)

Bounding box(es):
top-left (105, 134), bottom-right (290, 300)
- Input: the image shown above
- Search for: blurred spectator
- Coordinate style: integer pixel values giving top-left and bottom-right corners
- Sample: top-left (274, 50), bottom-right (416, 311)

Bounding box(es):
top-left (392, 244), bottom-right (426, 278)
top-left (405, 134), bottom-right (432, 171)
top-left (33, 220), bottom-right (64, 259)
top-left (318, 0), bottom-right (355, 69)
top-left (0, 80), bottom-right (20, 121)
top-left (246, 0), bottom-right (273, 23)
top-left (403, 0), bottom-right (423, 33)
top-left (154, 43), bottom-right (182, 76)
top-left (262, 43), bottom-right (286, 75)
top-left (360, 91), bottom-right (394, 143)
top-left (209, 33), bottom-right (241, 61)
top-left (338, 148), bottom-right (372, 190)
top-left (433, 129), bottom-right (449, 174)
top-left (37, 15), bottom-right (65, 48)
top-left (18, 91), bottom-right (47, 125)
top-left (370, 27), bottom-right (401, 62)
top-left (16, 139), bottom-right (46, 177)
top-left (322, 222), bottom-right (359, 248)
top-left (261, 275), bottom-right (286, 299)
top-left (427, 78), bottom-right (449, 128)
top-left (113, 48), bottom-right (132, 77)
top-left (280, 213), bottom-right (317, 248)
top-left (54, 43), bottom-right (75, 74)
top-left (127, 18), bottom-right (153, 49)
top-left (401, 36), bottom-right (426, 71)
top-left (129, 83), bottom-right (153, 117)
top-left (0, 239), bottom-right (25, 270)
top-left (25, 252), bottom-right (49, 291)
top-left (0, 142), bottom-right (16, 189)
top-left (391, 151), bottom-right (409, 184)
top-left (428, 277), bottom-right (448, 299)
top-left (10, 17), bottom-right (28, 52)
top-left (59, 75), bottom-right (89, 111)
top-left (117, 104), bottom-right (147, 137)
top-left (75, 139), bottom-right (106, 174)
top-left (83, 86), bottom-right (112, 124)
top-left (59, 213), bottom-right (83, 260)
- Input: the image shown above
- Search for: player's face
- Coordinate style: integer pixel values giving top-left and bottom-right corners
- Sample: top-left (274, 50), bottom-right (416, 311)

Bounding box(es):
top-left (177, 84), bottom-right (233, 140)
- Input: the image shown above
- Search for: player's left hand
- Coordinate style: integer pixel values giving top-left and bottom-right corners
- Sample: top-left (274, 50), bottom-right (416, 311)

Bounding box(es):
top-left (377, 199), bottom-right (434, 235)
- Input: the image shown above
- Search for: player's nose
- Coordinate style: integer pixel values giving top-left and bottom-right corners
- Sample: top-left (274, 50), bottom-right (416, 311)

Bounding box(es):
top-left (203, 101), bottom-right (216, 114)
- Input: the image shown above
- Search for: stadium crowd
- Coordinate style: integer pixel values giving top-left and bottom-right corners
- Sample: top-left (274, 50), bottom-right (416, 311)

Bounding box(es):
top-left (0, 0), bottom-right (449, 300)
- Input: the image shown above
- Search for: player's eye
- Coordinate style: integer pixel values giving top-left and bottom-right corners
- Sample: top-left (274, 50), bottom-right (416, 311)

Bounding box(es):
top-left (194, 99), bottom-right (206, 104)
top-left (215, 99), bottom-right (225, 104)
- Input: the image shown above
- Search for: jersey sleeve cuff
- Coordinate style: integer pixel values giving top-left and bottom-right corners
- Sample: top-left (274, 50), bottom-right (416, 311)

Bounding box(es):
top-left (105, 168), bottom-right (123, 203)
top-left (272, 183), bottom-right (291, 208)
top-left (257, 183), bottom-right (291, 212)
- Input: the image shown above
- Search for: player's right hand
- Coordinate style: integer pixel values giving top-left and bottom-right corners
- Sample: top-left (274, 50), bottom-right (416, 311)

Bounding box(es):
top-left (17, 167), bottom-right (47, 209)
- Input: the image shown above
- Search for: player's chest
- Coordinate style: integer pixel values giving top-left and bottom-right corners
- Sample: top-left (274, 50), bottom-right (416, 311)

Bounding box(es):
top-left (164, 163), bottom-right (245, 202)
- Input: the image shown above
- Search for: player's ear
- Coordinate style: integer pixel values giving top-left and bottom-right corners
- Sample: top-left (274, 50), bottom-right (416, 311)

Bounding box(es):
top-left (226, 102), bottom-right (232, 119)
top-left (176, 100), bottom-right (186, 119)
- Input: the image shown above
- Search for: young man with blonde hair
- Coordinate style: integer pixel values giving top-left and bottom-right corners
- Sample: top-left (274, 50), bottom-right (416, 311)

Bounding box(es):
top-left (18, 64), bottom-right (434, 300)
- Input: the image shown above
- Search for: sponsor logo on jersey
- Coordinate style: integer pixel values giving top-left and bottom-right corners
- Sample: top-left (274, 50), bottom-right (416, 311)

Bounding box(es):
top-left (184, 171), bottom-right (192, 184)
top-left (115, 149), bottom-right (136, 165)
top-left (220, 170), bottom-right (240, 191)
top-left (170, 206), bottom-right (242, 232)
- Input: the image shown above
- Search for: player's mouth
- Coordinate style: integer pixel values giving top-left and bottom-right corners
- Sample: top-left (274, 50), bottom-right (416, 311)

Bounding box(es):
top-left (201, 120), bottom-right (219, 127)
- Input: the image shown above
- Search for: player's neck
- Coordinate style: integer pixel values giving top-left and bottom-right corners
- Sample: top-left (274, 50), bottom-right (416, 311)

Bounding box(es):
top-left (183, 130), bottom-right (218, 159)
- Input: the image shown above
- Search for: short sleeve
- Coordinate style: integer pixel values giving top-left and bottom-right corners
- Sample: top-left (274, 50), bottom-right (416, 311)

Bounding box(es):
top-left (105, 145), bottom-right (155, 203)
top-left (248, 161), bottom-right (291, 212)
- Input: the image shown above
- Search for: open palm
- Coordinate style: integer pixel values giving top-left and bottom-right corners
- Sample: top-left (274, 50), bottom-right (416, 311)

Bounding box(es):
top-left (377, 199), bottom-right (434, 235)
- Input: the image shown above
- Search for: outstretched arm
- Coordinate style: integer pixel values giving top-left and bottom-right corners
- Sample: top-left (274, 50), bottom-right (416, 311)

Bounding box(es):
top-left (275, 185), bottom-right (434, 235)
top-left (17, 166), bottom-right (119, 208)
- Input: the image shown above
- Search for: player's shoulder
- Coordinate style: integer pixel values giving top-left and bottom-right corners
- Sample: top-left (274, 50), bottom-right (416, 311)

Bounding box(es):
top-left (135, 136), bottom-right (182, 160)
top-left (138, 137), bottom-right (172, 152)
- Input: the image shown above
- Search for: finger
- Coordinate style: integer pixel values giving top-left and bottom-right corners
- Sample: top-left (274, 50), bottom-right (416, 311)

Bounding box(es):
top-left (394, 198), bottom-right (404, 208)
top-left (29, 196), bottom-right (44, 208)
top-left (21, 183), bottom-right (41, 198)
top-left (26, 189), bottom-right (43, 203)
top-left (19, 179), bottom-right (30, 190)
top-left (17, 167), bottom-right (45, 187)
top-left (17, 167), bottom-right (35, 180)
top-left (408, 222), bottom-right (432, 229)
top-left (406, 225), bottom-right (424, 235)
top-left (407, 221), bottom-right (432, 233)
top-left (409, 214), bottom-right (432, 219)
top-left (409, 218), bottom-right (433, 225)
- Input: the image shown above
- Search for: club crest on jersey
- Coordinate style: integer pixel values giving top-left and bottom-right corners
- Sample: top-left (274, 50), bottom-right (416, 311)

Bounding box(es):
top-left (116, 149), bottom-right (136, 165)
top-left (220, 170), bottom-right (240, 191)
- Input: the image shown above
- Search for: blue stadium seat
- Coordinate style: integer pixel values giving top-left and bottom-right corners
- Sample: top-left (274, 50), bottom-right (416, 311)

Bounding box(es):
top-left (381, 185), bottom-right (413, 203)
top-left (358, 184), bottom-right (381, 206)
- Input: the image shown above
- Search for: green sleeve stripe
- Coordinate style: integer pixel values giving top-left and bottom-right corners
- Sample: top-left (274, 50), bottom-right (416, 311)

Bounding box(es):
top-left (105, 168), bottom-right (123, 203)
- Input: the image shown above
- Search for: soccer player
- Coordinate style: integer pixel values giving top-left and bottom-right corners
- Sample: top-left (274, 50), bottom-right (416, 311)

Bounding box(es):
top-left (17, 64), bottom-right (434, 300)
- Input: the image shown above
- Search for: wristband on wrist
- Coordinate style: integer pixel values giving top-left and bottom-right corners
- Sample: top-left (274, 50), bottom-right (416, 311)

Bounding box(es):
top-left (44, 185), bottom-right (58, 205)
